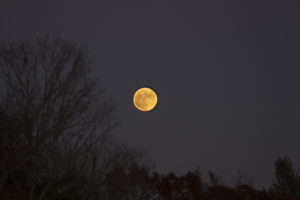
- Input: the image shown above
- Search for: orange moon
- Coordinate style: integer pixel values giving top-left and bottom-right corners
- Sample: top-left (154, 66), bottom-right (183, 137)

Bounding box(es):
top-left (133, 87), bottom-right (158, 112)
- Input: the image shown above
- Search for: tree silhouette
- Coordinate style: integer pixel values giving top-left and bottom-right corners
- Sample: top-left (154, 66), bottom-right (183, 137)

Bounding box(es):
top-left (208, 170), bottom-right (223, 188)
top-left (232, 170), bottom-right (255, 187)
top-left (0, 36), bottom-right (151, 200)
top-left (272, 156), bottom-right (300, 198)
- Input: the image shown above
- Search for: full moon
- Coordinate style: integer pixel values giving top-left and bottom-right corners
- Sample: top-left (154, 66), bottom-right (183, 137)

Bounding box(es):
top-left (133, 87), bottom-right (158, 112)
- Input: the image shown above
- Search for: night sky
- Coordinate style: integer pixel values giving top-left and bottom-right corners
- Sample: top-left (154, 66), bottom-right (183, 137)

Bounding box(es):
top-left (1, 0), bottom-right (300, 188)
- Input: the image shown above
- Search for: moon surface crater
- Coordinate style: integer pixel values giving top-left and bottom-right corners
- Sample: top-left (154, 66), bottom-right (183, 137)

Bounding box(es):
top-left (133, 87), bottom-right (158, 112)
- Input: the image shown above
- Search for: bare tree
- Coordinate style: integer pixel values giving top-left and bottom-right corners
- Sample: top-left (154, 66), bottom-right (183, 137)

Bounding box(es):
top-left (0, 36), bottom-right (119, 200)
top-left (82, 142), bottom-right (153, 200)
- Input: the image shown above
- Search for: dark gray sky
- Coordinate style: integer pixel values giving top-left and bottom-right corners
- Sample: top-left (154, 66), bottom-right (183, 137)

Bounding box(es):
top-left (1, 0), bottom-right (300, 188)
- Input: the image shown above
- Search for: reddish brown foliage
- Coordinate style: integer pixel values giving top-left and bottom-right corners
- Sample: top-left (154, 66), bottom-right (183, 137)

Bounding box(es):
top-left (148, 172), bottom-right (300, 200)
